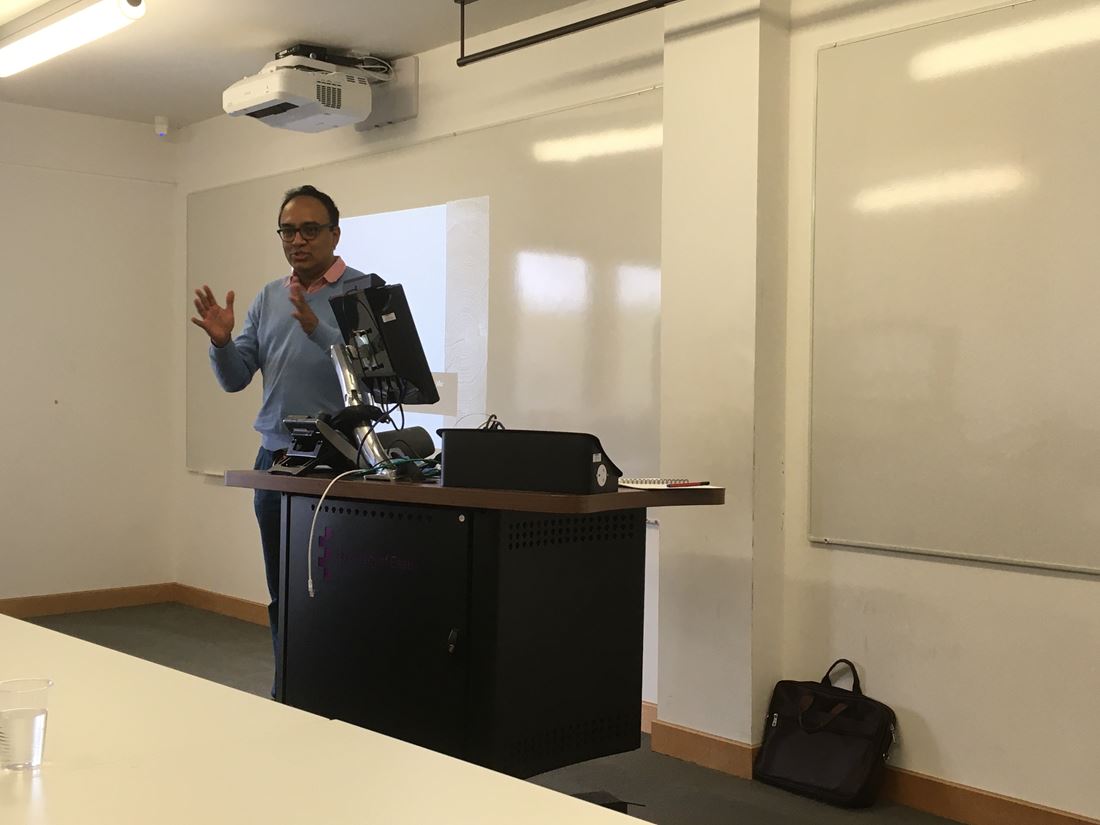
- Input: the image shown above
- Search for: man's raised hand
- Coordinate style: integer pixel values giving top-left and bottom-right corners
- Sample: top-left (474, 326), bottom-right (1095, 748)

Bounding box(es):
top-left (288, 284), bottom-right (319, 336)
top-left (191, 285), bottom-right (235, 347)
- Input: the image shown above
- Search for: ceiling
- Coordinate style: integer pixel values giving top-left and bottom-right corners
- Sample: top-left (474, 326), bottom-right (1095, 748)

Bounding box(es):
top-left (0, 0), bottom-right (587, 127)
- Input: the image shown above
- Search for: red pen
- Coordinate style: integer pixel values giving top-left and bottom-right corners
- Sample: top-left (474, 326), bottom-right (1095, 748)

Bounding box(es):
top-left (667, 481), bottom-right (710, 488)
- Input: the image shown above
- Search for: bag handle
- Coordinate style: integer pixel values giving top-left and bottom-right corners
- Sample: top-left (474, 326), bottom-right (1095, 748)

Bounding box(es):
top-left (798, 693), bottom-right (850, 733)
top-left (821, 658), bottom-right (862, 695)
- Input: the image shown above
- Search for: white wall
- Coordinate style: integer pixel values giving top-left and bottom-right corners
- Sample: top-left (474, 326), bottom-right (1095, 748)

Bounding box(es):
top-left (784, 0), bottom-right (1100, 817)
top-left (0, 100), bottom-right (178, 596)
top-left (658, 0), bottom-right (762, 742)
top-left (751, 0), bottom-right (790, 737)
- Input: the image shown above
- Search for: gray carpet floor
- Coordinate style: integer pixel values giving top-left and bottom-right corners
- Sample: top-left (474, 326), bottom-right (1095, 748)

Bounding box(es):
top-left (30, 604), bottom-right (957, 825)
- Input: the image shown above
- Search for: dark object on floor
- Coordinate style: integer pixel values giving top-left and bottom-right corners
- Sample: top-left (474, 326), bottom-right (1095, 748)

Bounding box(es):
top-left (754, 658), bottom-right (897, 808)
top-left (572, 790), bottom-right (639, 814)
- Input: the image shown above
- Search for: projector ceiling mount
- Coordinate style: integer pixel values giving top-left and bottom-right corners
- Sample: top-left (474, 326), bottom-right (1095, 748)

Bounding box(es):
top-left (274, 43), bottom-right (394, 77)
top-left (453, 0), bottom-right (685, 67)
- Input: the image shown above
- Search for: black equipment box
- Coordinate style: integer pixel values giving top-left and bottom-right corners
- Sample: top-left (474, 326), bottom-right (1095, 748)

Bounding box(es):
top-left (438, 429), bottom-right (621, 494)
top-left (281, 496), bottom-right (646, 777)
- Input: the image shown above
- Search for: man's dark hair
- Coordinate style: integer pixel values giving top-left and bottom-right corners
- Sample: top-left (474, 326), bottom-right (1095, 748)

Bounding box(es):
top-left (279, 185), bottom-right (340, 226)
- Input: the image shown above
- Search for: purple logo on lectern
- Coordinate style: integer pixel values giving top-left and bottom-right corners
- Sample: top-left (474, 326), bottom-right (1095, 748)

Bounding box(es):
top-left (317, 527), bottom-right (335, 580)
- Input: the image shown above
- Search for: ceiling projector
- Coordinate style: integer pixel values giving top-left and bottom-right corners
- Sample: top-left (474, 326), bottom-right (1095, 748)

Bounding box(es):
top-left (223, 50), bottom-right (390, 133)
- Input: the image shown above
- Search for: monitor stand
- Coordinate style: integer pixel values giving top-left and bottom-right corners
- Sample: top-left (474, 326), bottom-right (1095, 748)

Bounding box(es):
top-left (330, 342), bottom-right (398, 479)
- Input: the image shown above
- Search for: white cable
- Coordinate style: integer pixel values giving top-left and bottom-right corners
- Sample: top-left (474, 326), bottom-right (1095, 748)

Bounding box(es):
top-left (453, 412), bottom-right (492, 428)
top-left (356, 55), bottom-right (394, 73)
top-left (306, 469), bottom-right (370, 598)
top-left (358, 68), bottom-right (393, 82)
top-left (354, 55), bottom-right (394, 83)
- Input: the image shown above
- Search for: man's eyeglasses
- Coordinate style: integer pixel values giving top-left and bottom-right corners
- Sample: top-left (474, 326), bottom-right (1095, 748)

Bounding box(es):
top-left (276, 223), bottom-right (335, 242)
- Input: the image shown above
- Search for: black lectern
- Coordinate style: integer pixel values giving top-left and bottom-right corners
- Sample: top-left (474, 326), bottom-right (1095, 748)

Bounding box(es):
top-left (227, 471), bottom-right (723, 777)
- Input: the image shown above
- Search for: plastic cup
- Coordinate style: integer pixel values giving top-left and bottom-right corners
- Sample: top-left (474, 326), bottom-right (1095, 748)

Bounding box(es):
top-left (0, 678), bottom-right (52, 770)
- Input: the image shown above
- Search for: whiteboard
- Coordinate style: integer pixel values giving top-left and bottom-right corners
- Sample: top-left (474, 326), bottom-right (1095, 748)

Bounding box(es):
top-left (810, 0), bottom-right (1100, 575)
top-left (187, 91), bottom-right (662, 477)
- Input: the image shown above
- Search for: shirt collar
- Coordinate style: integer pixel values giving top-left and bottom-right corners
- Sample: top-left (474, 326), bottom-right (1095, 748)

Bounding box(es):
top-left (286, 257), bottom-right (347, 294)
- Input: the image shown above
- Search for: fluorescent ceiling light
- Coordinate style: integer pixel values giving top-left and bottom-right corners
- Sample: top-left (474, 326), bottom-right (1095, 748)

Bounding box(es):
top-left (0, 0), bottom-right (145, 78)
top-left (853, 166), bottom-right (1025, 213)
top-left (911, 4), bottom-right (1100, 80)
top-left (534, 124), bottom-right (663, 163)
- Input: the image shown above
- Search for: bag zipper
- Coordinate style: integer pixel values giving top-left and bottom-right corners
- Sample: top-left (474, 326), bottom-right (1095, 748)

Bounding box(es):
top-left (884, 722), bottom-right (897, 761)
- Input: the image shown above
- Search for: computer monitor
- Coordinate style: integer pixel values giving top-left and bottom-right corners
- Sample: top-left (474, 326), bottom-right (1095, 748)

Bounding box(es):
top-left (328, 284), bottom-right (440, 406)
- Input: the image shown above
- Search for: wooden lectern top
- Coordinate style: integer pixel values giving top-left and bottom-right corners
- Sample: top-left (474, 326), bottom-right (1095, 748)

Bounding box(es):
top-left (225, 470), bottom-right (724, 515)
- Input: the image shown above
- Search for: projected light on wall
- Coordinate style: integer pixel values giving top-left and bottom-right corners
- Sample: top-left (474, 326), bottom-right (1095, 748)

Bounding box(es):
top-left (338, 202), bottom-right (487, 445)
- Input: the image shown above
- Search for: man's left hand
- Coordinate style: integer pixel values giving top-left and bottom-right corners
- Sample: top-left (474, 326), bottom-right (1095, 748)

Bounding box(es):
top-left (289, 284), bottom-right (319, 336)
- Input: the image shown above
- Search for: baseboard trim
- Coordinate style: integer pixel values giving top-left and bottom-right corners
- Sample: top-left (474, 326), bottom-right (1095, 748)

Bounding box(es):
top-left (169, 584), bottom-right (268, 626)
top-left (649, 717), bottom-right (1097, 825)
top-left (0, 584), bottom-right (177, 618)
top-left (884, 766), bottom-right (1100, 825)
top-left (0, 583), bottom-right (269, 627)
top-left (650, 719), bottom-right (757, 779)
top-left (641, 701), bottom-right (658, 734)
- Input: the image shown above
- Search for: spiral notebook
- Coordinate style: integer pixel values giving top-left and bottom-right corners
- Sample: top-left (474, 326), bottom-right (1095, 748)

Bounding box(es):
top-left (619, 477), bottom-right (712, 489)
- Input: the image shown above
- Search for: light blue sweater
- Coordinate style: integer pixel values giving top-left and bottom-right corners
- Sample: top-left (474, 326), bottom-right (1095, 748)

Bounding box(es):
top-left (210, 267), bottom-right (381, 451)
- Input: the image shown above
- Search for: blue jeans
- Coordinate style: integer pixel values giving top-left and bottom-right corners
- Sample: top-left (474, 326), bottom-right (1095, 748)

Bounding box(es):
top-left (253, 446), bottom-right (283, 696)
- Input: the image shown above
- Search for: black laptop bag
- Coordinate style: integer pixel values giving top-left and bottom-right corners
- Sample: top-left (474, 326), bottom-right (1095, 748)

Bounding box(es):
top-left (753, 659), bottom-right (897, 807)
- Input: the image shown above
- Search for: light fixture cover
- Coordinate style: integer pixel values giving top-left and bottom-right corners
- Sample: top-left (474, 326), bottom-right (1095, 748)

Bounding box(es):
top-left (0, 0), bottom-right (145, 78)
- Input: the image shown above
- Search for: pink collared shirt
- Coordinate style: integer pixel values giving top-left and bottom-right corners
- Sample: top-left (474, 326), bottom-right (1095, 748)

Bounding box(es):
top-left (286, 257), bottom-right (347, 294)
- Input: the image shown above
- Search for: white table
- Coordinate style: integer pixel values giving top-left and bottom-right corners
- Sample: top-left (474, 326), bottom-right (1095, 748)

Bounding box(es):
top-left (0, 615), bottom-right (633, 824)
